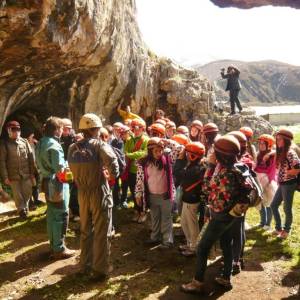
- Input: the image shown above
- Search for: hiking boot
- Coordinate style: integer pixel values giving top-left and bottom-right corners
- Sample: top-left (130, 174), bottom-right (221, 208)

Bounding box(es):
top-left (278, 230), bottom-right (289, 239)
top-left (178, 244), bottom-right (190, 252)
top-left (181, 279), bottom-right (205, 294)
top-left (19, 209), bottom-right (28, 219)
top-left (215, 276), bottom-right (232, 289)
top-left (137, 213), bottom-right (147, 224)
top-left (181, 249), bottom-right (196, 257)
top-left (132, 211), bottom-right (140, 222)
top-left (89, 271), bottom-right (108, 282)
top-left (52, 248), bottom-right (76, 260)
top-left (232, 263), bottom-right (241, 275)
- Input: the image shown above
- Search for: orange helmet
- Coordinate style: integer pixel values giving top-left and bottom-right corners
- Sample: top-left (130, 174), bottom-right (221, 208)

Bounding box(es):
top-left (240, 126), bottom-right (253, 138)
top-left (203, 123), bottom-right (219, 134)
top-left (155, 118), bottom-right (167, 126)
top-left (150, 123), bottom-right (166, 136)
top-left (185, 142), bottom-right (205, 161)
top-left (171, 133), bottom-right (189, 146)
top-left (166, 121), bottom-right (176, 130)
top-left (177, 125), bottom-right (189, 135)
top-left (191, 120), bottom-right (203, 131)
top-left (258, 134), bottom-right (275, 149)
top-left (131, 118), bottom-right (146, 129)
top-left (147, 137), bottom-right (164, 150)
top-left (228, 131), bottom-right (247, 147)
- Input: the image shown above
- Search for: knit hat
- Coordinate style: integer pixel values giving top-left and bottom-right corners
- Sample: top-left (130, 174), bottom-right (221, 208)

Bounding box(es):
top-left (214, 135), bottom-right (240, 156)
top-left (276, 129), bottom-right (293, 140)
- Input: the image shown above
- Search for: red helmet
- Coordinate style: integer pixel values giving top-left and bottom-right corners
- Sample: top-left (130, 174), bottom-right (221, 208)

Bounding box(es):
top-left (150, 123), bottom-right (166, 136)
top-left (171, 133), bottom-right (189, 146)
top-left (6, 120), bottom-right (20, 129)
top-left (191, 120), bottom-right (203, 131)
top-left (239, 126), bottom-right (253, 138)
top-left (258, 134), bottom-right (275, 149)
top-left (185, 142), bottom-right (205, 161)
top-left (131, 118), bottom-right (146, 129)
top-left (166, 121), bottom-right (176, 130)
top-left (203, 123), bottom-right (219, 134)
top-left (177, 125), bottom-right (189, 135)
top-left (147, 137), bottom-right (164, 150)
top-left (228, 131), bottom-right (247, 147)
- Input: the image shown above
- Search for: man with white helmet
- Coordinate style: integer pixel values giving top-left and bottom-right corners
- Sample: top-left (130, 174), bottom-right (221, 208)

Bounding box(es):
top-left (68, 113), bottom-right (119, 281)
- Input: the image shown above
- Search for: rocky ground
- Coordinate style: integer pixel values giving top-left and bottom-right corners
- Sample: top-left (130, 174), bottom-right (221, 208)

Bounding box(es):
top-left (0, 200), bottom-right (299, 300)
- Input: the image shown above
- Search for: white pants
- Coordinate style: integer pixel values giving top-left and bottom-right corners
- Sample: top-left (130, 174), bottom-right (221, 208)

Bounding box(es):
top-left (181, 202), bottom-right (200, 251)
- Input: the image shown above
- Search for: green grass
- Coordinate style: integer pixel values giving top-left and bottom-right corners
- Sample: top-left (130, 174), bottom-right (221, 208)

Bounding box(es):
top-left (245, 191), bottom-right (300, 272)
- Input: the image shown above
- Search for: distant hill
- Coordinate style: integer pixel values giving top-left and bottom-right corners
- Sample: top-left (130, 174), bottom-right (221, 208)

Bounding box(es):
top-left (194, 60), bottom-right (300, 104)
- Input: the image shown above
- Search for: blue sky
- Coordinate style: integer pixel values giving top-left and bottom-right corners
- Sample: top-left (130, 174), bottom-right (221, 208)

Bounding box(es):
top-left (136, 0), bottom-right (300, 66)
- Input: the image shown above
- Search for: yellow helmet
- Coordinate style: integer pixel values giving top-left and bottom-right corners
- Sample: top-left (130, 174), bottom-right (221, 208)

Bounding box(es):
top-left (79, 113), bottom-right (102, 130)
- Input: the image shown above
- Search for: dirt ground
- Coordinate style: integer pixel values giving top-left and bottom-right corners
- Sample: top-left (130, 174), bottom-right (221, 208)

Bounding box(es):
top-left (0, 203), bottom-right (299, 300)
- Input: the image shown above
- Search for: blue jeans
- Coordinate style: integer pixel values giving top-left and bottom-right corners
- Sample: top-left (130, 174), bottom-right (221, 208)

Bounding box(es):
top-left (195, 217), bottom-right (235, 281)
top-left (271, 182), bottom-right (296, 233)
top-left (259, 206), bottom-right (272, 226)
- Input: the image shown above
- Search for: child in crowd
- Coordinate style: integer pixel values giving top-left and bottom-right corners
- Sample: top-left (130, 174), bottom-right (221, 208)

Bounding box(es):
top-left (135, 137), bottom-right (183, 248)
top-left (255, 134), bottom-right (277, 230)
top-left (174, 142), bottom-right (206, 257)
top-left (189, 120), bottom-right (203, 142)
top-left (271, 129), bottom-right (300, 239)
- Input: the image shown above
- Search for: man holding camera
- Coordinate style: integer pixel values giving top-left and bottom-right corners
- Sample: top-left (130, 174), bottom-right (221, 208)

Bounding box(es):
top-left (221, 66), bottom-right (242, 115)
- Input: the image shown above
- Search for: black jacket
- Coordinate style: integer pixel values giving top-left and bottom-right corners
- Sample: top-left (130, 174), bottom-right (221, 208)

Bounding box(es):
top-left (221, 69), bottom-right (241, 91)
top-left (173, 159), bottom-right (205, 204)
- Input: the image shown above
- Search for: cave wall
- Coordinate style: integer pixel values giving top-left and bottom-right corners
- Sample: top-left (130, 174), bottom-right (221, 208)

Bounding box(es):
top-left (0, 0), bottom-right (295, 133)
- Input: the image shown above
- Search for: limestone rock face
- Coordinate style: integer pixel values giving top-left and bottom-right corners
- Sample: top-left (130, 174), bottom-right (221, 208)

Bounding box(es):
top-left (210, 0), bottom-right (300, 9)
top-left (0, 0), bottom-right (215, 131)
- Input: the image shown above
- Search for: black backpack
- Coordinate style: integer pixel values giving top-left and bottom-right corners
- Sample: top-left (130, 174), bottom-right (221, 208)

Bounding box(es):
top-left (233, 162), bottom-right (263, 207)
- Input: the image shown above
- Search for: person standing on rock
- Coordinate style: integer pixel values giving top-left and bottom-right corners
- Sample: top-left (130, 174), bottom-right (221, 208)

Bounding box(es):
top-left (0, 121), bottom-right (35, 218)
top-left (36, 117), bottom-right (75, 259)
top-left (68, 113), bottom-right (119, 281)
top-left (221, 66), bottom-right (242, 115)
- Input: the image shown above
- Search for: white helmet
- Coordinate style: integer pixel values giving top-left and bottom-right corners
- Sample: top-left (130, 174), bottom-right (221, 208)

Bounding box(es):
top-left (61, 118), bottom-right (72, 128)
top-left (79, 113), bottom-right (102, 130)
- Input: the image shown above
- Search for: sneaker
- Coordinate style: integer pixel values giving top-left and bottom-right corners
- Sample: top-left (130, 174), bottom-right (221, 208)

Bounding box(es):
top-left (181, 279), bottom-right (205, 294)
top-left (271, 229), bottom-right (282, 236)
top-left (215, 276), bottom-right (232, 289)
top-left (263, 225), bottom-right (271, 231)
top-left (137, 213), bottom-right (147, 224)
top-left (52, 248), bottom-right (76, 260)
top-left (19, 210), bottom-right (28, 219)
top-left (181, 249), bottom-right (196, 257)
top-left (178, 244), bottom-right (190, 252)
top-left (278, 230), bottom-right (289, 239)
top-left (158, 242), bottom-right (173, 250)
top-left (253, 223), bottom-right (264, 229)
top-left (232, 263), bottom-right (241, 275)
top-left (121, 202), bottom-right (128, 209)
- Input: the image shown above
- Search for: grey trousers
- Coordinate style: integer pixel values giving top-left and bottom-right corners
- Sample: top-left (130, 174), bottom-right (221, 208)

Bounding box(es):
top-left (78, 188), bottom-right (112, 275)
top-left (10, 178), bottom-right (32, 213)
top-left (149, 193), bottom-right (173, 244)
top-left (181, 202), bottom-right (200, 251)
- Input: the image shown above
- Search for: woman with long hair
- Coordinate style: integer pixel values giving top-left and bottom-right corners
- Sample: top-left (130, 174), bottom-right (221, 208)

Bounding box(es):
top-left (271, 129), bottom-right (300, 239)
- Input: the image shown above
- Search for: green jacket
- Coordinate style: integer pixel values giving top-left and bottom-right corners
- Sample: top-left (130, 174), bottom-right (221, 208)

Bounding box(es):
top-left (124, 134), bottom-right (149, 174)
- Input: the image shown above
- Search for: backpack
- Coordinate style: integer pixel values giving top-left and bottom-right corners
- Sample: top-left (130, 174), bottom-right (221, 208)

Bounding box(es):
top-left (111, 146), bottom-right (126, 175)
top-left (233, 162), bottom-right (263, 207)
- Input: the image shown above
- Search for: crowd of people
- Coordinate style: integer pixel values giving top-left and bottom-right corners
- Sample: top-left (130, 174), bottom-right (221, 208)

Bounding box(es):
top-left (0, 105), bottom-right (299, 293)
